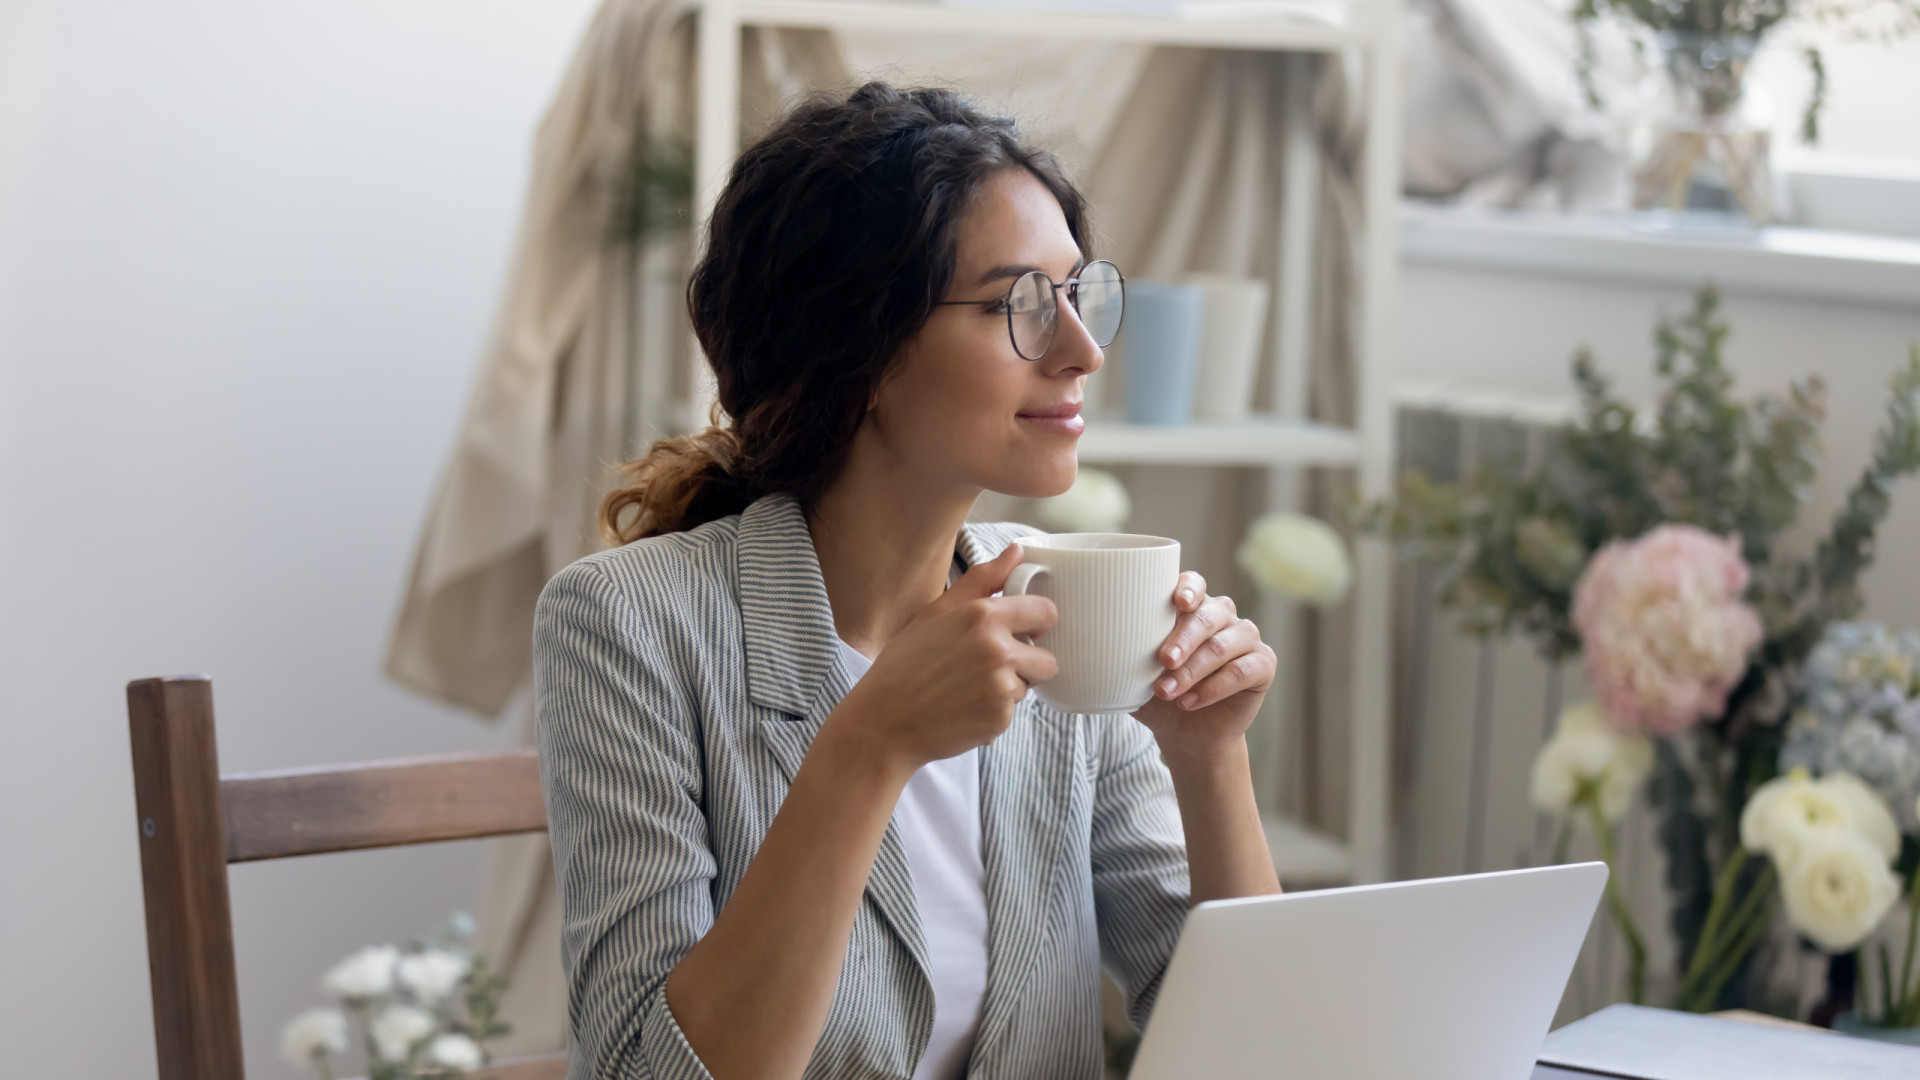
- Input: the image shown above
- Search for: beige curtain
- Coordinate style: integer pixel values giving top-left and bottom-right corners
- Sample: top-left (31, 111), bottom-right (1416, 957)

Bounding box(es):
top-left (389, 8), bottom-right (1362, 1050)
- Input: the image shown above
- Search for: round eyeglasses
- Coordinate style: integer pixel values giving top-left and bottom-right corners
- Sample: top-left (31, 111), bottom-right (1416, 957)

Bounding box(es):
top-left (936, 259), bottom-right (1125, 361)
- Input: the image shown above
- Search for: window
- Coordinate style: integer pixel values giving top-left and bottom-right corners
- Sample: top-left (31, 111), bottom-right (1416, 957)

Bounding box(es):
top-left (1750, 34), bottom-right (1920, 170)
top-left (1749, 31), bottom-right (1920, 237)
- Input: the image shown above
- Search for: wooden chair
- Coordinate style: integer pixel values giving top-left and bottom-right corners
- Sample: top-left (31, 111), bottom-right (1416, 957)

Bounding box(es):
top-left (127, 674), bottom-right (568, 1080)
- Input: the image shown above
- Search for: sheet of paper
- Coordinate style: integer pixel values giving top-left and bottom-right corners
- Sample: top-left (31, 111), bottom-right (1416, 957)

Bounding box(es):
top-left (1538, 1004), bottom-right (1920, 1080)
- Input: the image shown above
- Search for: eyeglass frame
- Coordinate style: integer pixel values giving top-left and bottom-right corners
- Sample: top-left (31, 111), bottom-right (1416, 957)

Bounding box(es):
top-left (932, 259), bottom-right (1126, 361)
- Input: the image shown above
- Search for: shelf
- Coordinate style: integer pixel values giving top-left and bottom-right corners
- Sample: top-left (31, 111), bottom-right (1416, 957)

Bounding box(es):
top-left (1400, 201), bottom-right (1920, 310)
top-left (1077, 414), bottom-right (1361, 466)
top-left (734, 0), bottom-right (1368, 52)
top-left (1264, 813), bottom-right (1352, 887)
top-left (1393, 379), bottom-right (1580, 428)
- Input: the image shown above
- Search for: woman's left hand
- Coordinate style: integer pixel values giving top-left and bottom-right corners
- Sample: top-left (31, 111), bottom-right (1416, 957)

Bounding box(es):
top-left (1130, 571), bottom-right (1277, 764)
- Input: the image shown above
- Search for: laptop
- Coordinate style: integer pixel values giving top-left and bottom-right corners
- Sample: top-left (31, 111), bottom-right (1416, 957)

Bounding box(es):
top-left (1128, 862), bottom-right (1609, 1080)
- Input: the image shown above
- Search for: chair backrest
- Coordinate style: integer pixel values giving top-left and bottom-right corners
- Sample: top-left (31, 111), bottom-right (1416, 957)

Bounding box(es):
top-left (126, 674), bottom-right (567, 1080)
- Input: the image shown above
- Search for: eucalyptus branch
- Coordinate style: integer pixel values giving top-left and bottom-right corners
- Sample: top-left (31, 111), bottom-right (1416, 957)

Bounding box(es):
top-left (1792, 346), bottom-right (1920, 653)
top-left (1801, 46), bottom-right (1827, 142)
top-left (1575, 22), bottom-right (1605, 109)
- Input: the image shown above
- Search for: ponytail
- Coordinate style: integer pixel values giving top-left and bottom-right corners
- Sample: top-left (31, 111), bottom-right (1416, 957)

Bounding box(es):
top-left (600, 413), bottom-right (758, 544)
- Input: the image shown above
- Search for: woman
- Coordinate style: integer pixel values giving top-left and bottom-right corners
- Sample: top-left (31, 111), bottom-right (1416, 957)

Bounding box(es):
top-left (534, 83), bottom-right (1281, 1080)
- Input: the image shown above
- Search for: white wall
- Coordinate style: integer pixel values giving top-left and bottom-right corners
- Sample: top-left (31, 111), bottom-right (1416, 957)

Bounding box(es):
top-left (0, 2), bottom-right (598, 1076)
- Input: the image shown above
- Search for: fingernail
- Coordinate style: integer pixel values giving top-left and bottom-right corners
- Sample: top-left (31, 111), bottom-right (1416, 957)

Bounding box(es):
top-left (1167, 645), bottom-right (1182, 664)
top-left (1179, 691), bottom-right (1199, 709)
top-left (1179, 588), bottom-right (1195, 604)
top-left (1158, 677), bottom-right (1177, 696)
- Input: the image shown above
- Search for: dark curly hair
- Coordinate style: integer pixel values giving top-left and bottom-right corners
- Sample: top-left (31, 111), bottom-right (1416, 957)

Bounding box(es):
top-left (601, 81), bottom-right (1091, 543)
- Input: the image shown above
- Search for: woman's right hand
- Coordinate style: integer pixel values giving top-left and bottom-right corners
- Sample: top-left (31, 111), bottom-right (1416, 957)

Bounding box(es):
top-left (828, 544), bottom-right (1057, 777)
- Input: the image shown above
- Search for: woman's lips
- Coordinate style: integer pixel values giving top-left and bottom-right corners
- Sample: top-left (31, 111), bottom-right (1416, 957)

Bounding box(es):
top-left (1017, 402), bottom-right (1084, 436)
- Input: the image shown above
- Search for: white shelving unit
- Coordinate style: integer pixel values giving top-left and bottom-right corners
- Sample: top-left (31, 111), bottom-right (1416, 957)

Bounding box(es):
top-left (1079, 415), bottom-right (1362, 467)
top-left (683, 0), bottom-right (1404, 885)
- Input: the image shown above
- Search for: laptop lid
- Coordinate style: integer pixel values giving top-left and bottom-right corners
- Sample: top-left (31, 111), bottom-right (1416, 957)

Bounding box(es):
top-left (1128, 863), bottom-right (1608, 1080)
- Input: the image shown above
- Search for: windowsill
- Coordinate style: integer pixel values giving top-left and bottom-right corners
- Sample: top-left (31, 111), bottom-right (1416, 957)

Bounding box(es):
top-left (1399, 202), bottom-right (1920, 310)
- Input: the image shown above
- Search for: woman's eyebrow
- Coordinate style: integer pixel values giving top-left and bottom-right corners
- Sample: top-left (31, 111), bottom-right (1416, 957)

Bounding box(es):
top-left (971, 257), bottom-right (1088, 287)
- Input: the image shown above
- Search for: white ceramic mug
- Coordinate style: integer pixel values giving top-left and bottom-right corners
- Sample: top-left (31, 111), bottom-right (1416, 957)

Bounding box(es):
top-left (1185, 274), bottom-right (1270, 423)
top-left (1002, 533), bottom-right (1181, 714)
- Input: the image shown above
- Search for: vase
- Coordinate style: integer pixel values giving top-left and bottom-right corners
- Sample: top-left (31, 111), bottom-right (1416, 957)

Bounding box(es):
top-left (1118, 280), bottom-right (1204, 426)
top-left (1833, 1010), bottom-right (1920, 1046)
top-left (1631, 31), bottom-right (1775, 226)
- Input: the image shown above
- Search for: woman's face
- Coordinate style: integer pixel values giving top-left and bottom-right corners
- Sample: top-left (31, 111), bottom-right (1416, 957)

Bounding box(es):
top-left (865, 167), bottom-right (1104, 501)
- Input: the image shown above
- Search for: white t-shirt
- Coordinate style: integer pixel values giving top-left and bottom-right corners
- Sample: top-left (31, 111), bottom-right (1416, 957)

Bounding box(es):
top-left (835, 637), bottom-right (990, 1080)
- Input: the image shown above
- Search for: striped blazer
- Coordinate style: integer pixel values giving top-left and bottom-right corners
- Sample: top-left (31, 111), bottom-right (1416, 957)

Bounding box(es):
top-left (534, 492), bottom-right (1191, 1080)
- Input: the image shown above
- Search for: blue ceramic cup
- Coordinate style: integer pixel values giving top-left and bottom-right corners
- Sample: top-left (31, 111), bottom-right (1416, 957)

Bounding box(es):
top-left (1120, 280), bottom-right (1204, 425)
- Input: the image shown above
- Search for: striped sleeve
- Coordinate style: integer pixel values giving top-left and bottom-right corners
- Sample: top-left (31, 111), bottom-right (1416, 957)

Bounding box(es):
top-left (1087, 717), bottom-right (1191, 1033)
top-left (534, 559), bottom-right (717, 1080)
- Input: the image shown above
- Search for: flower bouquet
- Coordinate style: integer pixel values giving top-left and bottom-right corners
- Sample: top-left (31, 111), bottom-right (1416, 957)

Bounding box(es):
top-left (280, 913), bottom-right (509, 1079)
top-left (1364, 285), bottom-right (1920, 1019)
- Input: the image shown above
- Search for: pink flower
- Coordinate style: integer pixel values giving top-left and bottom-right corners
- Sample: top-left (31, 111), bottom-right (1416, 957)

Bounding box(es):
top-left (1571, 524), bottom-right (1763, 735)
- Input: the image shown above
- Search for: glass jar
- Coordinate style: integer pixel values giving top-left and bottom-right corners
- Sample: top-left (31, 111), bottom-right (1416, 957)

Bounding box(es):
top-left (1631, 31), bottom-right (1776, 226)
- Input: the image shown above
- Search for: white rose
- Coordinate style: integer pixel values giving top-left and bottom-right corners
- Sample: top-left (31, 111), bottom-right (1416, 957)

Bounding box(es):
top-left (278, 1007), bottom-right (348, 1065)
top-left (1778, 826), bottom-right (1902, 952)
top-left (1035, 468), bottom-right (1131, 533)
top-left (1741, 770), bottom-right (1900, 867)
top-left (1236, 513), bottom-right (1352, 606)
top-left (397, 948), bottom-right (471, 1004)
top-left (1528, 701), bottom-right (1653, 821)
top-left (426, 1032), bottom-right (486, 1072)
top-left (1815, 772), bottom-right (1902, 861)
top-left (320, 944), bottom-right (399, 1001)
top-left (370, 1003), bottom-right (437, 1063)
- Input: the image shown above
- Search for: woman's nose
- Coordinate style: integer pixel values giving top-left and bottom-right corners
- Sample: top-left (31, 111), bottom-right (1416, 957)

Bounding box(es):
top-left (1042, 296), bottom-right (1104, 376)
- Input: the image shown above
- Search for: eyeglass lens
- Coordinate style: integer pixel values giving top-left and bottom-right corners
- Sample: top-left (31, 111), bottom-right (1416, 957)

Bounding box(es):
top-left (1008, 260), bottom-right (1125, 361)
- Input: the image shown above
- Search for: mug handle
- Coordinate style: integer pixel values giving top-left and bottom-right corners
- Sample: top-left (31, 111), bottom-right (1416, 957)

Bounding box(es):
top-left (1002, 562), bottom-right (1051, 646)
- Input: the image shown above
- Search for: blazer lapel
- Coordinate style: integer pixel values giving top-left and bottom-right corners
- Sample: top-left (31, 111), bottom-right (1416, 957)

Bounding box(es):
top-left (739, 493), bottom-right (931, 987)
top-left (954, 519), bottom-right (1080, 1070)
top-left (736, 493), bottom-right (840, 719)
